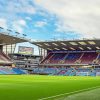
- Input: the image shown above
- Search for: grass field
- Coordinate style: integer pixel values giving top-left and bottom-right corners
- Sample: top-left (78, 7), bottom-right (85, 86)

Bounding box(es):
top-left (0, 75), bottom-right (100, 100)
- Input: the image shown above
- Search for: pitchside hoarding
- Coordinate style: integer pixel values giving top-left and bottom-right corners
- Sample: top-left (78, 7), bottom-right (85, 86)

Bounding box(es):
top-left (18, 46), bottom-right (34, 55)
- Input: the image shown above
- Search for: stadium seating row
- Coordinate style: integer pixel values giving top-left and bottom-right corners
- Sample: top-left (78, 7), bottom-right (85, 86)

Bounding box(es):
top-left (0, 66), bottom-right (27, 74)
top-left (41, 52), bottom-right (100, 65)
top-left (0, 52), bottom-right (12, 64)
top-left (0, 51), bottom-right (27, 74)
top-left (32, 67), bottom-right (100, 76)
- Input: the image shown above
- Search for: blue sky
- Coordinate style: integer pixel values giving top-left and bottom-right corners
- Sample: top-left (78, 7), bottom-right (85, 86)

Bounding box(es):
top-left (0, 0), bottom-right (81, 40)
top-left (0, 0), bottom-right (100, 54)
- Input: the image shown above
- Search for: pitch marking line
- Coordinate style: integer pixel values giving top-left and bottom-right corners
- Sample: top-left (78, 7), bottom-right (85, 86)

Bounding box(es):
top-left (38, 86), bottom-right (100, 100)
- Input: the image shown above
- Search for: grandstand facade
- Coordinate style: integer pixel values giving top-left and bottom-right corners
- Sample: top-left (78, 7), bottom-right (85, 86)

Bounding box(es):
top-left (31, 39), bottom-right (100, 76)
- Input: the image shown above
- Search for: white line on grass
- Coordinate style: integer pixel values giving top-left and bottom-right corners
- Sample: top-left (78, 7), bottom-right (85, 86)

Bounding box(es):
top-left (38, 86), bottom-right (100, 100)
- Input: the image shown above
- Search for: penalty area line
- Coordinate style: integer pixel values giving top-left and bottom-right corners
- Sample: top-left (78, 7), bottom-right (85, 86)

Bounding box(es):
top-left (38, 85), bottom-right (100, 100)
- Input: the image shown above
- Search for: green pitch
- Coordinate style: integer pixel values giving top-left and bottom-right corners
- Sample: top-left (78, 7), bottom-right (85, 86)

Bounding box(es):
top-left (0, 75), bottom-right (100, 100)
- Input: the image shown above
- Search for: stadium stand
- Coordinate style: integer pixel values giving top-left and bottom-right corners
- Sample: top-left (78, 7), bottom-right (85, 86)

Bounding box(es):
top-left (80, 52), bottom-right (98, 64)
top-left (40, 52), bottom-right (99, 65)
top-left (0, 66), bottom-right (26, 74)
top-left (0, 51), bottom-right (12, 64)
top-left (64, 53), bottom-right (81, 64)
top-left (0, 29), bottom-right (28, 74)
top-left (1, 29), bottom-right (100, 76)
top-left (32, 67), bottom-right (100, 76)
top-left (31, 39), bottom-right (100, 76)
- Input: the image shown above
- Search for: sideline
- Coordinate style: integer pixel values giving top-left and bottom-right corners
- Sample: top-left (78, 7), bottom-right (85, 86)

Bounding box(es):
top-left (38, 85), bottom-right (100, 100)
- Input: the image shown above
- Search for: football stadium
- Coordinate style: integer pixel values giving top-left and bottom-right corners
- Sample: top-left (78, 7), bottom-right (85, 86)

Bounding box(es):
top-left (0, 28), bottom-right (100, 100)
top-left (0, 0), bottom-right (100, 100)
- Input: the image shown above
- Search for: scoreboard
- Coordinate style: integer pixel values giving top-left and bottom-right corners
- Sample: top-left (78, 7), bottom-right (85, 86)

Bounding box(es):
top-left (18, 46), bottom-right (34, 55)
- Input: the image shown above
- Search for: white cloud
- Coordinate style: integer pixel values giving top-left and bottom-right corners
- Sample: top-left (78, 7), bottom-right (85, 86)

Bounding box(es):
top-left (35, 21), bottom-right (47, 27)
top-left (35, 0), bottom-right (100, 38)
top-left (7, 1), bottom-right (36, 15)
top-left (13, 19), bottom-right (26, 33)
top-left (13, 25), bottom-right (23, 33)
top-left (0, 18), bottom-right (7, 28)
top-left (25, 17), bottom-right (32, 21)
top-left (0, 1), bottom-right (35, 33)
top-left (18, 20), bottom-right (26, 26)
